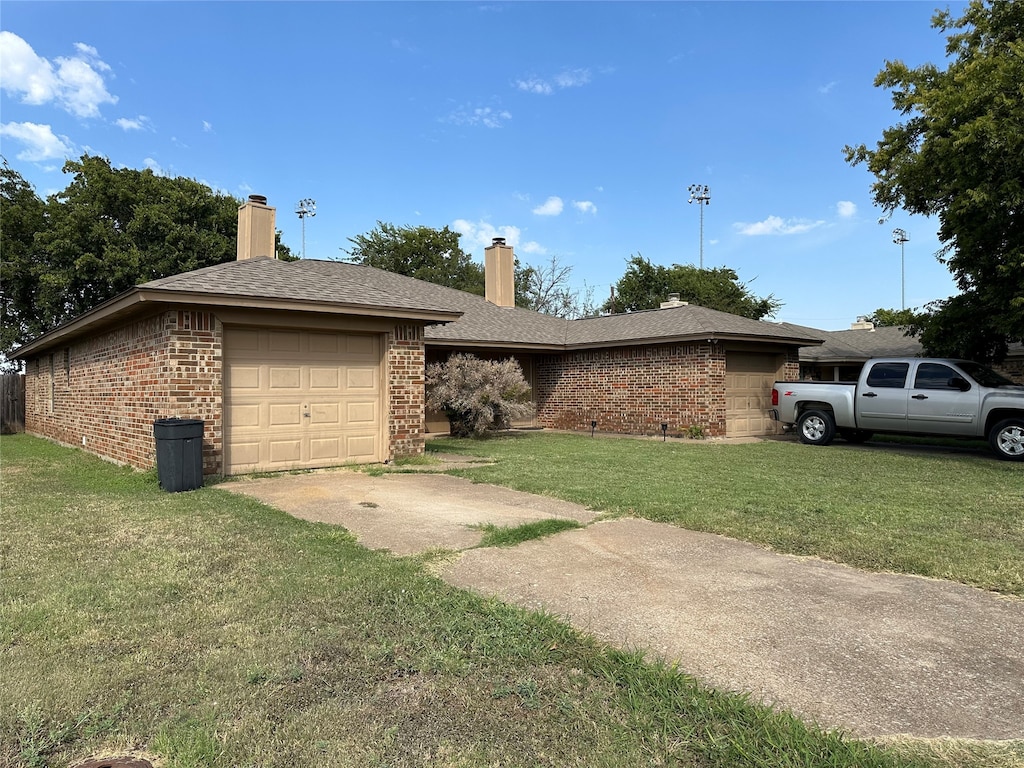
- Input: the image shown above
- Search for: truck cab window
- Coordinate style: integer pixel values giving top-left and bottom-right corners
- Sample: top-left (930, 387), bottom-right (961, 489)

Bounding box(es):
top-left (865, 362), bottom-right (909, 388)
top-left (914, 363), bottom-right (966, 390)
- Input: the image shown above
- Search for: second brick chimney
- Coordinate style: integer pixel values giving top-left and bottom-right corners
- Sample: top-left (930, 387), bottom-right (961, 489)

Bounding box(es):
top-left (484, 237), bottom-right (515, 307)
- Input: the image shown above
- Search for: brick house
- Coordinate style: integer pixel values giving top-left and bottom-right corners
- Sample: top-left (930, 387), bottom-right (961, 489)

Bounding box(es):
top-left (17, 196), bottom-right (821, 476)
top-left (789, 321), bottom-right (1024, 384)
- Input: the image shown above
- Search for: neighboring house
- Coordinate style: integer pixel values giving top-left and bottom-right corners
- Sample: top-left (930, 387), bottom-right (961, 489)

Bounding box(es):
top-left (17, 196), bottom-right (821, 476)
top-left (789, 320), bottom-right (1024, 384)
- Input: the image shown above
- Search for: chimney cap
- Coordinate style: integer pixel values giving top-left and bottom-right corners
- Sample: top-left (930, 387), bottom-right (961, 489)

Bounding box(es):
top-left (247, 194), bottom-right (268, 205)
top-left (491, 237), bottom-right (506, 246)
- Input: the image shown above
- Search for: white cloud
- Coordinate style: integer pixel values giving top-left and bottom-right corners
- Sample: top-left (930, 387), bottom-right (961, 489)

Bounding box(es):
top-left (515, 68), bottom-right (592, 95)
top-left (202, 120), bottom-right (213, 132)
top-left (452, 219), bottom-right (522, 249)
top-left (0, 121), bottom-right (73, 161)
top-left (444, 104), bottom-right (511, 129)
top-left (514, 78), bottom-right (552, 95)
top-left (572, 200), bottom-right (597, 214)
top-left (519, 240), bottom-right (546, 255)
top-left (734, 215), bottom-right (825, 236)
top-left (818, 81), bottom-right (838, 94)
top-left (115, 115), bottom-right (151, 131)
top-left (0, 32), bottom-right (117, 118)
top-left (532, 196), bottom-right (564, 216)
top-left (836, 200), bottom-right (857, 218)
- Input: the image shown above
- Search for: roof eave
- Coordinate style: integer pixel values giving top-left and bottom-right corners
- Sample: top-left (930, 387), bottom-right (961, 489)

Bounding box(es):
top-left (14, 287), bottom-right (462, 359)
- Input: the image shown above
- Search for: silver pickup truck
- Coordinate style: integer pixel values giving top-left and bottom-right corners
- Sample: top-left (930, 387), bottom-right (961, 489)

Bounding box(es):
top-left (771, 358), bottom-right (1024, 461)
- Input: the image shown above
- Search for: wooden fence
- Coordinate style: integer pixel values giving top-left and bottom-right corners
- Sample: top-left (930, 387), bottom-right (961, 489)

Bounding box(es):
top-left (1, 374), bottom-right (25, 434)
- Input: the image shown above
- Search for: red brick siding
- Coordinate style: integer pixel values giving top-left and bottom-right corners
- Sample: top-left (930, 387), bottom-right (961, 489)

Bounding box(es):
top-left (993, 357), bottom-right (1024, 385)
top-left (535, 343), bottom-right (729, 437)
top-left (388, 324), bottom-right (426, 458)
top-left (24, 310), bottom-right (223, 473)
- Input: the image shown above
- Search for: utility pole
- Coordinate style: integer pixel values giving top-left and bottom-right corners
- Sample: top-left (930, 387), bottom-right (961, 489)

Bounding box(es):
top-left (688, 184), bottom-right (711, 269)
top-left (892, 228), bottom-right (909, 310)
top-left (296, 198), bottom-right (316, 259)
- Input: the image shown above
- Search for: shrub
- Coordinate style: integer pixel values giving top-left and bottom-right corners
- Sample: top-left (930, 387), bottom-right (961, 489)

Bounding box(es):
top-left (426, 354), bottom-right (535, 437)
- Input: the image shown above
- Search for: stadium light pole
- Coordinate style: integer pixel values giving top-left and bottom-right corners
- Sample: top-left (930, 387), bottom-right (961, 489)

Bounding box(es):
top-left (892, 228), bottom-right (909, 309)
top-left (296, 198), bottom-right (316, 259)
top-left (688, 184), bottom-right (711, 269)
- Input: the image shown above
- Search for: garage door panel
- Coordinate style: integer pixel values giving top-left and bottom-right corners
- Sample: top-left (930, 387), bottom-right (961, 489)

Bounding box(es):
top-left (346, 335), bottom-right (377, 357)
top-left (268, 331), bottom-right (301, 353)
top-left (347, 401), bottom-right (377, 423)
top-left (309, 403), bottom-right (341, 425)
top-left (346, 435), bottom-right (378, 459)
top-left (309, 368), bottom-right (341, 389)
top-left (346, 367), bottom-right (377, 391)
top-left (268, 438), bottom-right (302, 463)
top-left (269, 367), bottom-right (301, 389)
top-left (231, 366), bottom-right (261, 389)
top-left (268, 403), bottom-right (303, 426)
top-left (225, 328), bottom-right (383, 474)
top-left (229, 403), bottom-right (262, 428)
top-left (309, 438), bottom-right (343, 461)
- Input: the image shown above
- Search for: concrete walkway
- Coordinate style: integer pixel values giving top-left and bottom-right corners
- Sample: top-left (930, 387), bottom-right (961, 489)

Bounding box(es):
top-left (223, 466), bottom-right (1024, 741)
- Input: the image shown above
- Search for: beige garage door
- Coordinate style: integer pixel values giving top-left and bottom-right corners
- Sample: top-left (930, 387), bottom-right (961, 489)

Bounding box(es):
top-left (725, 352), bottom-right (781, 437)
top-left (224, 328), bottom-right (382, 474)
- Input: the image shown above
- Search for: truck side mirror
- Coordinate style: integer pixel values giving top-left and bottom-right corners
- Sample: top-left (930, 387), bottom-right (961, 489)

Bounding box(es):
top-left (950, 376), bottom-right (971, 391)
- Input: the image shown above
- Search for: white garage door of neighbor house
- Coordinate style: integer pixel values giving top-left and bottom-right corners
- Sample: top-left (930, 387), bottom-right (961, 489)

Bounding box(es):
top-left (725, 352), bottom-right (781, 437)
top-left (224, 328), bottom-right (383, 474)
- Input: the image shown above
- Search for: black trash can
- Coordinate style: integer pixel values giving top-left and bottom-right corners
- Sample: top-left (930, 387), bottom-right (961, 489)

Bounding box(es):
top-left (153, 418), bottom-right (204, 492)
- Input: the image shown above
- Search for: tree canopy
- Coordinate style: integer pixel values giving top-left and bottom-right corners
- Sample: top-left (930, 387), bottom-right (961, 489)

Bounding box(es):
top-left (344, 222), bottom-right (485, 295)
top-left (863, 308), bottom-right (924, 327)
top-left (602, 255), bottom-right (781, 320)
top-left (844, 0), bottom-right (1024, 362)
top-left (1, 154), bottom-right (293, 368)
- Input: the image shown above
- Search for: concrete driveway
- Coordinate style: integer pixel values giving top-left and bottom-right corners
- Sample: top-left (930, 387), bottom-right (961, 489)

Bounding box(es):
top-left (223, 466), bottom-right (1024, 741)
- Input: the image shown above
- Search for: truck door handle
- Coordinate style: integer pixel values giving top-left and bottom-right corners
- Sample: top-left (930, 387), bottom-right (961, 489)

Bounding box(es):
top-left (912, 394), bottom-right (928, 400)
top-left (862, 392), bottom-right (877, 398)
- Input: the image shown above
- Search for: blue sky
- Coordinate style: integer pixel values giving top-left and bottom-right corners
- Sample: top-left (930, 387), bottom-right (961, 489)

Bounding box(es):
top-left (1, 1), bottom-right (967, 330)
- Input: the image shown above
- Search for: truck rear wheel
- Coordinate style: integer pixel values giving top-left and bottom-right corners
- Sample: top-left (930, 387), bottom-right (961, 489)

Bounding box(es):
top-left (797, 409), bottom-right (836, 446)
top-left (989, 418), bottom-right (1024, 461)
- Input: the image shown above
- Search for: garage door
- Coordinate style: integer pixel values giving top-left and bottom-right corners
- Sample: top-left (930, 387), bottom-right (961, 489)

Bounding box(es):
top-left (725, 352), bottom-right (781, 437)
top-left (224, 328), bottom-right (382, 474)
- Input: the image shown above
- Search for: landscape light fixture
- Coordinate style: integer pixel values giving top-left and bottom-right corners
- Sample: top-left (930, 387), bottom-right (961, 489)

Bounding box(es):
top-left (892, 228), bottom-right (910, 310)
top-left (687, 184), bottom-right (711, 269)
top-left (661, 422), bottom-right (668, 441)
top-left (591, 419), bottom-right (597, 437)
top-left (296, 198), bottom-right (317, 259)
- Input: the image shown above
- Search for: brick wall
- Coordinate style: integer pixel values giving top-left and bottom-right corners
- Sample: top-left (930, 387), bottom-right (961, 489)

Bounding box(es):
top-left (535, 342), bottom-right (729, 437)
top-left (387, 323), bottom-right (426, 458)
top-left (993, 356), bottom-right (1024, 385)
top-left (25, 310), bottom-right (223, 473)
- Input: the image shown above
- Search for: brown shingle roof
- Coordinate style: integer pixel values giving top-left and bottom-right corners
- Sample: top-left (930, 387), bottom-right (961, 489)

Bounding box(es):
top-left (18, 257), bottom-right (823, 357)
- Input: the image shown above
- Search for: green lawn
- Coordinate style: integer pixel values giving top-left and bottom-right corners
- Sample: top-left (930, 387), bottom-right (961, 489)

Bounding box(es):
top-left (429, 432), bottom-right (1024, 597)
top-left (1, 434), bottom-right (1021, 768)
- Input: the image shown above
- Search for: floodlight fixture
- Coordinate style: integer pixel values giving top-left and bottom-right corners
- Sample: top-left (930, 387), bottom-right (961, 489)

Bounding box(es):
top-left (687, 184), bottom-right (711, 268)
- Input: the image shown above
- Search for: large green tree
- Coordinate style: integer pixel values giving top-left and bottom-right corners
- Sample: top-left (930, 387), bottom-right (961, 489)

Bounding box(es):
top-left (1, 154), bottom-right (293, 367)
top-left (844, 0), bottom-right (1024, 362)
top-left (344, 222), bottom-right (485, 294)
top-left (603, 255), bottom-right (781, 320)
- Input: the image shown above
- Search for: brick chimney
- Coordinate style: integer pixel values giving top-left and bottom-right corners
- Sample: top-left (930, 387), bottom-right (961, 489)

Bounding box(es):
top-left (237, 194), bottom-right (276, 260)
top-left (851, 316), bottom-right (875, 331)
top-left (484, 237), bottom-right (515, 307)
top-left (660, 293), bottom-right (689, 309)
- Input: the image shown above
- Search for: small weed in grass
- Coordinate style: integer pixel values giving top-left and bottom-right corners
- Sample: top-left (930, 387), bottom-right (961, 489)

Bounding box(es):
top-left (475, 518), bottom-right (582, 547)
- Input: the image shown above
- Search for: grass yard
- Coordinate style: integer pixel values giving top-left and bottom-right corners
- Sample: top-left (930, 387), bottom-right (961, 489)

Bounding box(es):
top-left (429, 432), bottom-right (1024, 597)
top-left (1, 435), bottom-right (1021, 768)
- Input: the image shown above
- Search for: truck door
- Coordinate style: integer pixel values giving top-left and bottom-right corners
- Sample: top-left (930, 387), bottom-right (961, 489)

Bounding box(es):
top-left (907, 362), bottom-right (980, 436)
top-left (856, 362), bottom-right (910, 431)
